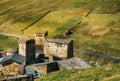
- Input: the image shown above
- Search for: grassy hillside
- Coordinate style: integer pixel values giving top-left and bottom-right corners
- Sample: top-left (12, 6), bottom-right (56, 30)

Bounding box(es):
top-left (71, 14), bottom-right (120, 57)
top-left (0, 0), bottom-right (120, 56)
top-left (0, 0), bottom-right (120, 34)
top-left (35, 64), bottom-right (120, 81)
top-left (24, 9), bottom-right (88, 36)
top-left (0, 34), bottom-right (17, 50)
top-left (0, 0), bottom-right (120, 80)
top-left (0, 0), bottom-right (60, 34)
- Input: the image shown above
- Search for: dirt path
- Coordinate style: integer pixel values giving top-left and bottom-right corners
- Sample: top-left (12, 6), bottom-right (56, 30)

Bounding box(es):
top-left (0, 33), bottom-right (22, 39)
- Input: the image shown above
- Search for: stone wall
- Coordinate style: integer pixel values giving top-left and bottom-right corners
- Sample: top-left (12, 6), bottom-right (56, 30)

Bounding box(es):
top-left (2, 75), bottom-right (33, 81)
top-left (67, 41), bottom-right (73, 58)
top-left (26, 40), bottom-right (35, 65)
top-left (34, 32), bottom-right (48, 54)
top-left (26, 62), bottom-right (59, 75)
top-left (2, 63), bottom-right (23, 77)
top-left (44, 43), bottom-right (68, 59)
top-left (44, 40), bottom-right (73, 59)
top-left (18, 39), bottom-right (35, 65)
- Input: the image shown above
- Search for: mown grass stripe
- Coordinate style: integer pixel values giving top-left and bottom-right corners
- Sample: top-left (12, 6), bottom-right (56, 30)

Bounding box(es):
top-left (22, 10), bottom-right (51, 34)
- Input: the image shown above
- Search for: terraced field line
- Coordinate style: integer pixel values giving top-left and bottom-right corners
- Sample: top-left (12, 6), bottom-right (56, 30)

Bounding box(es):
top-left (22, 10), bottom-right (51, 34)
top-left (70, 9), bottom-right (92, 32)
top-left (64, 20), bottom-right (81, 36)
top-left (69, 20), bottom-right (81, 31)
top-left (15, 0), bottom-right (62, 23)
top-left (85, 9), bottom-right (93, 17)
top-left (0, 1), bottom-right (29, 16)
top-left (0, 7), bottom-right (16, 16)
top-left (21, 0), bottom-right (63, 34)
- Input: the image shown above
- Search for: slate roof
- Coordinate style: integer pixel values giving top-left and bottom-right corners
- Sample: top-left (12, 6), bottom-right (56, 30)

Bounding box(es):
top-left (46, 38), bottom-right (73, 44)
top-left (0, 54), bottom-right (25, 66)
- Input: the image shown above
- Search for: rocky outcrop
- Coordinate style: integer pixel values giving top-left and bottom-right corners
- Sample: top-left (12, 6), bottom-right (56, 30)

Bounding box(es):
top-left (57, 57), bottom-right (91, 69)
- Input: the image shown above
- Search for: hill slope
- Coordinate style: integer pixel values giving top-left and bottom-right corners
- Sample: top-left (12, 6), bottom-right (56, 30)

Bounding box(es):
top-left (0, 0), bottom-right (120, 56)
top-left (0, 0), bottom-right (120, 80)
top-left (35, 64), bottom-right (120, 81)
top-left (0, 0), bottom-right (120, 34)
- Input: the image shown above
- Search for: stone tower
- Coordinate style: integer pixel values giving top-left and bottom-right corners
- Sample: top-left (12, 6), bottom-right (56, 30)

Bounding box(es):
top-left (18, 38), bottom-right (35, 65)
top-left (44, 38), bottom-right (73, 60)
top-left (34, 31), bottom-right (48, 54)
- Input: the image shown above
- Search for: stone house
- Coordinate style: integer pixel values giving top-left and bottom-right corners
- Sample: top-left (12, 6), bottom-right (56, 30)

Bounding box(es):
top-left (5, 48), bottom-right (18, 56)
top-left (34, 31), bottom-right (48, 54)
top-left (44, 38), bottom-right (73, 60)
top-left (0, 51), bottom-right (5, 57)
top-left (18, 38), bottom-right (35, 65)
top-left (33, 32), bottom-right (74, 61)
top-left (2, 75), bottom-right (34, 81)
top-left (18, 32), bottom-right (73, 64)
top-left (0, 54), bottom-right (25, 77)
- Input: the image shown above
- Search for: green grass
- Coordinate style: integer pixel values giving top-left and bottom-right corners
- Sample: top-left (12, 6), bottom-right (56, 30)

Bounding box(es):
top-left (70, 14), bottom-right (120, 57)
top-left (0, 0), bottom-right (60, 34)
top-left (54, 0), bottom-right (120, 12)
top-left (35, 64), bottom-right (120, 81)
top-left (0, 0), bottom-right (120, 34)
top-left (0, 0), bottom-right (120, 57)
top-left (0, 73), bottom-right (2, 80)
top-left (0, 34), bottom-right (18, 51)
top-left (102, 74), bottom-right (120, 81)
top-left (0, 0), bottom-right (120, 80)
top-left (24, 10), bottom-right (88, 37)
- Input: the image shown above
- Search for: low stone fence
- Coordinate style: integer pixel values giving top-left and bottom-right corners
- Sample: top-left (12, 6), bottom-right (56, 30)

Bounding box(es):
top-left (26, 62), bottom-right (59, 75)
top-left (1, 75), bottom-right (34, 81)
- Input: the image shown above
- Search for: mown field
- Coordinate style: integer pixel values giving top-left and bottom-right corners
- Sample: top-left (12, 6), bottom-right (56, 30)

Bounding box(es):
top-left (0, 0), bottom-right (120, 80)
top-left (0, 0), bottom-right (120, 34)
top-left (0, 0), bottom-right (120, 56)
top-left (0, 34), bottom-right (17, 50)
top-left (71, 13), bottom-right (120, 57)
top-left (24, 9), bottom-right (88, 37)
top-left (35, 64), bottom-right (120, 81)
